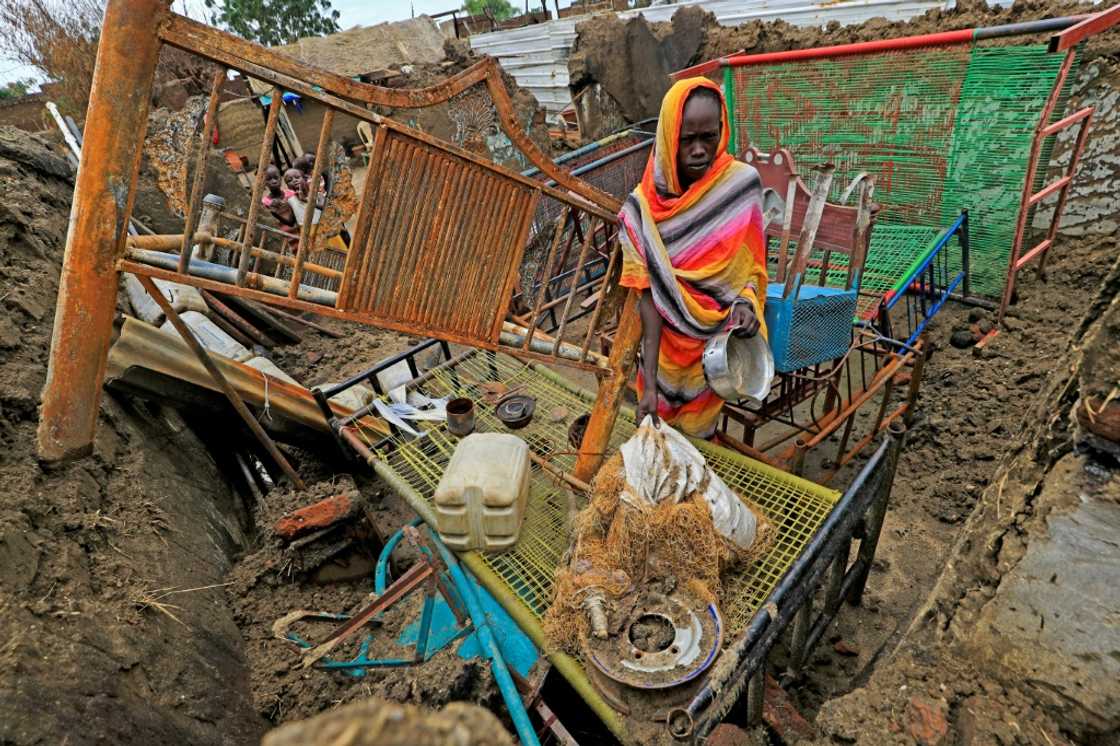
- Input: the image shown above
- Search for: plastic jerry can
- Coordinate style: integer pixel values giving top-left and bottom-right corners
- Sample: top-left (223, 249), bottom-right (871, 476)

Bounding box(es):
top-left (433, 433), bottom-right (530, 553)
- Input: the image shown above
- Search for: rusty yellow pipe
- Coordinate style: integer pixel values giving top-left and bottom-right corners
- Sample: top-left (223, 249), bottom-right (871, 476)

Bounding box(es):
top-left (38, 0), bottom-right (170, 462)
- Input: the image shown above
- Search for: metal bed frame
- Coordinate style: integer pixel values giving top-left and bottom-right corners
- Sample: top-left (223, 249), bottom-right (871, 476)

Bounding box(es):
top-left (307, 338), bottom-right (905, 744)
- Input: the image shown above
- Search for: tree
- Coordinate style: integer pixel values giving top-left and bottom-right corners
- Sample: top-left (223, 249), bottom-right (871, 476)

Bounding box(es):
top-left (463, 0), bottom-right (516, 21)
top-left (203, 0), bottom-right (341, 46)
top-left (0, 0), bottom-right (210, 117)
top-left (0, 78), bottom-right (36, 99)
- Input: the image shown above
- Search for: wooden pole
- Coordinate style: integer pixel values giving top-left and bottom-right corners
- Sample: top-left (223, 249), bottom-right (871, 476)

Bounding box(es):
top-left (138, 275), bottom-right (306, 490)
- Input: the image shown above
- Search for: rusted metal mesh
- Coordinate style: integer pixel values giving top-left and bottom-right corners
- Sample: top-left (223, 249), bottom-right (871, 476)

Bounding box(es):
top-left (376, 353), bottom-right (839, 636)
top-left (731, 43), bottom-right (1073, 296)
top-left (518, 131), bottom-right (650, 308)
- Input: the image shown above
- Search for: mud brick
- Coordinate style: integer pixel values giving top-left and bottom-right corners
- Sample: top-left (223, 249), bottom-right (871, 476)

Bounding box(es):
top-left (275, 493), bottom-right (355, 540)
top-left (906, 696), bottom-right (948, 746)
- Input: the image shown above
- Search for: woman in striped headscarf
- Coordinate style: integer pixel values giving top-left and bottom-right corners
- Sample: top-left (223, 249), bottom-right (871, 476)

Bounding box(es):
top-left (619, 77), bottom-right (768, 438)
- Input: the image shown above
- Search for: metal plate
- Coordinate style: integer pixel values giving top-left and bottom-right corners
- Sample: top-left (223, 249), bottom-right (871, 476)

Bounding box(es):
top-left (582, 588), bottom-right (723, 690)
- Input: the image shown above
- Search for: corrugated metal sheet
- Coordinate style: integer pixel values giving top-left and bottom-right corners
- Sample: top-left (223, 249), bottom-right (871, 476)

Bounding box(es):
top-left (470, 0), bottom-right (954, 119)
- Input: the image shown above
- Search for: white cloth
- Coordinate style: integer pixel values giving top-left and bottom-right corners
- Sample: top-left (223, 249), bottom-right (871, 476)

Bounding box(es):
top-left (619, 417), bottom-right (759, 550)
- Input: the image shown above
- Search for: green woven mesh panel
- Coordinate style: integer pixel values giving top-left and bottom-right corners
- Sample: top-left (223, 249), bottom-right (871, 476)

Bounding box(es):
top-left (940, 45), bottom-right (1069, 293)
top-left (732, 46), bottom-right (970, 227)
top-left (732, 43), bottom-right (1073, 297)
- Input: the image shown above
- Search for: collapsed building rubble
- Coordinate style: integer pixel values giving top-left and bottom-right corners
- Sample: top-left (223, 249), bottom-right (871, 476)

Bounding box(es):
top-left (2, 0), bottom-right (1119, 744)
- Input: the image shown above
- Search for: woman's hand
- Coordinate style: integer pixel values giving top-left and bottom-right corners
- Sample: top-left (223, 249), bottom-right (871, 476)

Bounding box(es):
top-left (637, 388), bottom-right (660, 426)
top-left (727, 301), bottom-right (760, 337)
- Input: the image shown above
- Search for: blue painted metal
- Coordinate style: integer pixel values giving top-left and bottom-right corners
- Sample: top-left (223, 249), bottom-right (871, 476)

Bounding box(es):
top-left (399, 577), bottom-right (539, 679)
top-left (885, 211), bottom-right (967, 312)
top-left (765, 282), bottom-right (858, 373)
top-left (878, 210), bottom-right (970, 348)
top-left (429, 531), bottom-right (542, 746)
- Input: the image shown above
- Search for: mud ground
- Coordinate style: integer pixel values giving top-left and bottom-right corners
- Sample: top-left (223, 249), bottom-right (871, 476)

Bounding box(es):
top-left (790, 233), bottom-right (1119, 738)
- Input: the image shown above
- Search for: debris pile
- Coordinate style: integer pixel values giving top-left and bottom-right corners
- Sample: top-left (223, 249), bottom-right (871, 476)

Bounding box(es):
top-left (545, 432), bottom-right (774, 655)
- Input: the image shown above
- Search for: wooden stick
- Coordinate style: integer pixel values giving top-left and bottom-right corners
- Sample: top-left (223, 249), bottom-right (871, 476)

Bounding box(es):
top-left (265, 305), bottom-right (343, 338)
top-left (238, 87), bottom-right (283, 285)
top-left (138, 275), bottom-right (306, 490)
top-left (179, 67), bottom-right (226, 273)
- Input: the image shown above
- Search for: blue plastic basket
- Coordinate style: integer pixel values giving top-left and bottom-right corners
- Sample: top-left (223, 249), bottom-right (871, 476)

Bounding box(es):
top-left (764, 283), bottom-right (857, 373)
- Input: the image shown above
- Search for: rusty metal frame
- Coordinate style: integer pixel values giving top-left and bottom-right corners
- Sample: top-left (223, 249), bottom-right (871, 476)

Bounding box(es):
top-left (38, 0), bottom-right (644, 469)
top-left (717, 334), bottom-right (923, 482)
top-left (982, 46), bottom-right (1096, 348)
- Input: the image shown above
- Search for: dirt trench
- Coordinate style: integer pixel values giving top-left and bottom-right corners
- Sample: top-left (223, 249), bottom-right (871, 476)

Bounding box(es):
top-left (0, 129), bottom-right (263, 744)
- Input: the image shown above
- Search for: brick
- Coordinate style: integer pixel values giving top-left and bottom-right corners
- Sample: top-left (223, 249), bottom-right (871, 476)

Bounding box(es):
top-left (906, 696), bottom-right (948, 746)
top-left (275, 493), bottom-right (354, 540)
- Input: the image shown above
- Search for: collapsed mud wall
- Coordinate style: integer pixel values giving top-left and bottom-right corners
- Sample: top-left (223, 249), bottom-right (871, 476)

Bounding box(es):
top-left (0, 128), bottom-right (263, 745)
top-left (568, 0), bottom-right (1117, 144)
top-left (569, 5), bottom-right (710, 141)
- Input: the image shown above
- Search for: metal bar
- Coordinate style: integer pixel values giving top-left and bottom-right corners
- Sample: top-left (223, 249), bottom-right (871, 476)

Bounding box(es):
top-left (786, 599), bottom-right (813, 674)
top-left (1014, 239), bottom-right (1054, 270)
top-left (338, 124), bottom-right (387, 308)
top-left (1040, 106), bottom-right (1093, 137)
top-left (1039, 112), bottom-right (1094, 279)
top-left (580, 239), bottom-right (621, 361)
top-left (998, 48), bottom-right (1077, 325)
top-left (1028, 175), bottom-right (1073, 206)
top-left (237, 88), bottom-right (283, 285)
top-left (551, 216), bottom-right (597, 355)
top-left (1049, 2), bottom-right (1120, 51)
top-left (903, 346), bottom-right (927, 428)
top-left (523, 208), bottom-right (570, 350)
top-left (746, 668), bottom-right (765, 726)
top-left (37, 0), bottom-right (168, 463)
top-left (974, 14), bottom-right (1090, 39)
top-left (126, 250), bottom-right (338, 305)
top-left (129, 234), bottom-right (343, 279)
top-left (490, 190), bottom-right (541, 342)
top-left (137, 275), bottom-right (306, 490)
top-left (678, 29), bottom-right (974, 78)
top-left (723, 64), bottom-right (737, 154)
top-left (289, 109), bottom-right (334, 298)
top-left (179, 67), bottom-right (226, 273)
top-left (850, 424), bottom-right (905, 604)
top-left (676, 14), bottom-right (1089, 79)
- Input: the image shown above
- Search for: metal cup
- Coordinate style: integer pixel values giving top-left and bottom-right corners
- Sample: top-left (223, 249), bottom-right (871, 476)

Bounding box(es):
top-left (446, 397), bottom-right (475, 437)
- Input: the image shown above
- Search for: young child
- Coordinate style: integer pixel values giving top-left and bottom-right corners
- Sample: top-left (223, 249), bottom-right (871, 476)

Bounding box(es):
top-left (260, 165), bottom-right (299, 250)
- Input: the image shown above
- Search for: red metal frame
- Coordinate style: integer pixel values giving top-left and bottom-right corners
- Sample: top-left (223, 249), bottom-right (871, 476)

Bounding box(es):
top-left (980, 47), bottom-right (1096, 349)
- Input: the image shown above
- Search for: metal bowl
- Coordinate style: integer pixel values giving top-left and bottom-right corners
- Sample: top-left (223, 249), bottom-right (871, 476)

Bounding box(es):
top-left (702, 329), bottom-right (774, 403)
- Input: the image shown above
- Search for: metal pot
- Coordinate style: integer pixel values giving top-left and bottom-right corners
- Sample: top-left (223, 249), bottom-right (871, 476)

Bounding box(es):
top-left (702, 329), bottom-right (774, 403)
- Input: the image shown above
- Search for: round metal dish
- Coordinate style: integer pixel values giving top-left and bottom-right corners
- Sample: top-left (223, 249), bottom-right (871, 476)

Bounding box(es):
top-left (495, 394), bottom-right (536, 429)
top-left (582, 589), bottom-right (722, 690)
top-left (702, 329), bottom-right (774, 403)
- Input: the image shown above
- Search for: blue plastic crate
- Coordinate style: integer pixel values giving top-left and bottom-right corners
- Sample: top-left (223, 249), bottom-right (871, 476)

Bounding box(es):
top-left (764, 283), bottom-right (857, 373)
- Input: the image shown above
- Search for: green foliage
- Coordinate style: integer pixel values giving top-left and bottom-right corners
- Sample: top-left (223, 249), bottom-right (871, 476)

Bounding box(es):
top-left (463, 0), bottom-right (516, 21)
top-left (203, 0), bottom-right (341, 46)
top-left (0, 78), bottom-right (35, 99)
